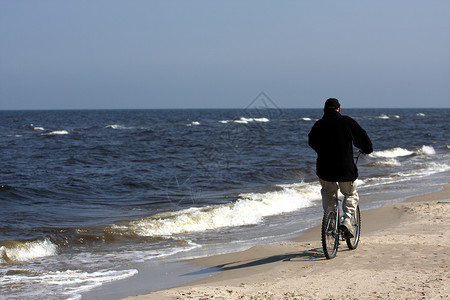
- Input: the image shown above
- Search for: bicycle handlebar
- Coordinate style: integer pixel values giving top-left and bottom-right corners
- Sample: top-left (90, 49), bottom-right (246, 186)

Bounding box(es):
top-left (355, 151), bottom-right (363, 165)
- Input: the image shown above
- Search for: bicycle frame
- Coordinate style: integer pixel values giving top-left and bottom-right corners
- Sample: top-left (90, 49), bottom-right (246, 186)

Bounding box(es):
top-left (333, 198), bottom-right (352, 241)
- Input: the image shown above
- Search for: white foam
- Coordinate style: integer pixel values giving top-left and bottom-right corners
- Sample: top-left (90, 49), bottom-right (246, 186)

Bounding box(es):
top-left (370, 147), bottom-right (414, 158)
top-left (374, 114), bottom-right (399, 119)
top-left (0, 238), bottom-right (58, 263)
top-left (394, 162), bottom-right (449, 178)
top-left (187, 121), bottom-right (200, 127)
top-left (104, 124), bottom-right (138, 130)
top-left (249, 117), bottom-right (269, 122)
top-left (362, 161), bottom-right (450, 189)
top-left (419, 145), bottom-right (436, 155)
top-left (354, 179), bottom-right (365, 186)
top-left (30, 123), bottom-right (44, 131)
top-left (112, 240), bottom-right (202, 263)
top-left (61, 269), bottom-right (138, 294)
top-left (370, 145), bottom-right (437, 159)
top-left (234, 118), bottom-right (248, 124)
top-left (105, 124), bottom-right (126, 129)
top-left (44, 130), bottom-right (69, 135)
top-left (1, 267), bottom-right (138, 299)
top-left (219, 117), bottom-right (270, 124)
top-left (114, 183), bottom-right (318, 237)
top-left (300, 117), bottom-right (312, 121)
top-left (373, 158), bottom-right (401, 166)
top-left (416, 113), bottom-right (426, 117)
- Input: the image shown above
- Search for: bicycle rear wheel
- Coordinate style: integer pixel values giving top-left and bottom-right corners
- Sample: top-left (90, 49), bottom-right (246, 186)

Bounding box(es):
top-left (321, 206), bottom-right (339, 259)
top-left (346, 205), bottom-right (361, 249)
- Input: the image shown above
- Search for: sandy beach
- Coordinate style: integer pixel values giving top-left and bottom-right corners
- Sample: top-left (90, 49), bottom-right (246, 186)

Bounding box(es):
top-left (124, 183), bottom-right (450, 300)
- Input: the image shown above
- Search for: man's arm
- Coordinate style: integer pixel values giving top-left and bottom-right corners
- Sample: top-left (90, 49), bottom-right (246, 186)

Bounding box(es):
top-left (308, 124), bottom-right (320, 153)
top-left (350, 120), bottom-right (373, 154)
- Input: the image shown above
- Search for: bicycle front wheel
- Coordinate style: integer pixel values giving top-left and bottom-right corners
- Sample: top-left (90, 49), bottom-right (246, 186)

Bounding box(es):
top-left (346, 205), bottom-right (361, 250)
top-left (321, 206), bottom-right (339, 259)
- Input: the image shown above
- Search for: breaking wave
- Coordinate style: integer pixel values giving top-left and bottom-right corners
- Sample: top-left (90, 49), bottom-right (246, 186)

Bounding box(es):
top-left (370, 145), bottom-right (437, 159)
top-left (0, 238), bottom-right (58, 263)
top-left (370, 147), bottom-right (414, 158)
top-left (110, 183), bottom-right (320, 237)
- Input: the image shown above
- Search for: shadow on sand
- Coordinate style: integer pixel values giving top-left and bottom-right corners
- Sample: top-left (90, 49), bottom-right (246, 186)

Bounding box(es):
top-left (182, 247), bottom-right (325, 277)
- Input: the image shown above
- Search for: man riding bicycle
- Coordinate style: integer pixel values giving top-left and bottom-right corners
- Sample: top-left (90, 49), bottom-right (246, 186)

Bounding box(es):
top-left (308, 98), bottom-right (373, 237)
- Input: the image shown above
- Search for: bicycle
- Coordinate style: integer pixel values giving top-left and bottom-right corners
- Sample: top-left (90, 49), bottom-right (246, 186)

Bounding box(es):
top-left (321, 152), bottom-right (362, 259)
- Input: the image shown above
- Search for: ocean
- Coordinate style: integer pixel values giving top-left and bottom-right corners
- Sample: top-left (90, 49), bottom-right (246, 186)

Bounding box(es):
top-left (1, 107), bottom-right (449, 299)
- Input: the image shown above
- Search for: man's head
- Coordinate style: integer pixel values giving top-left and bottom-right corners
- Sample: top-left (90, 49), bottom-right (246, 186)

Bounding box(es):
top-left (324, 98), bottom-right (341, 112)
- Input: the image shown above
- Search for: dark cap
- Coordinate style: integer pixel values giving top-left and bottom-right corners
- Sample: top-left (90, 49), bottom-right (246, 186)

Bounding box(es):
top-left (324, 98), bottom-right (340, 110)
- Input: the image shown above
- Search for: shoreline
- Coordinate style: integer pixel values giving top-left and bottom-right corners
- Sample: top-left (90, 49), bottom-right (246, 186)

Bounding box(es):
top-left (120, 182), bottom-right (450, 299)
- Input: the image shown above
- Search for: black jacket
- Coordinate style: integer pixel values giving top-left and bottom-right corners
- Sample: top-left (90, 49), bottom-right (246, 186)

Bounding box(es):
top-left (308, 110), bottom-right (373, 182)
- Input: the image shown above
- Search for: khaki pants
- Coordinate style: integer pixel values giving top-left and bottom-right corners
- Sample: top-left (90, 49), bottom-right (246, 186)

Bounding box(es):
top-left (319, 179), bottom-right (359, 218)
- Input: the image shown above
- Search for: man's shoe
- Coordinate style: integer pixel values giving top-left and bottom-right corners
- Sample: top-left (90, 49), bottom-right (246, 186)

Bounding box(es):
top-left (341, 217), bottom-right (355, 238)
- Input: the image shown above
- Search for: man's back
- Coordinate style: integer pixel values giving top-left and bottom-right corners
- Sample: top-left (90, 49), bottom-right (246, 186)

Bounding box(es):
top-left (308, 110), bottom-right (372, 182)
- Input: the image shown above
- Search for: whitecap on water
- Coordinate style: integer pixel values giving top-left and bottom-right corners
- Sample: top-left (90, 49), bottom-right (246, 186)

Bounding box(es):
top-left (218, 117), bottom-right (270, 124)
top-left (43, 130), bottom-right (69, 135)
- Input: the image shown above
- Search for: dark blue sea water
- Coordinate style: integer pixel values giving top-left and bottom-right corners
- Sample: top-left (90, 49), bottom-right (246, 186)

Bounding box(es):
top-left (1, 107), bottom-right (449, 299)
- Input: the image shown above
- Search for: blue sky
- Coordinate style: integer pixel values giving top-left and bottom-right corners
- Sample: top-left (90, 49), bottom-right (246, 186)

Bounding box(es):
top-left (1, 1), bottom-right (449, 109)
